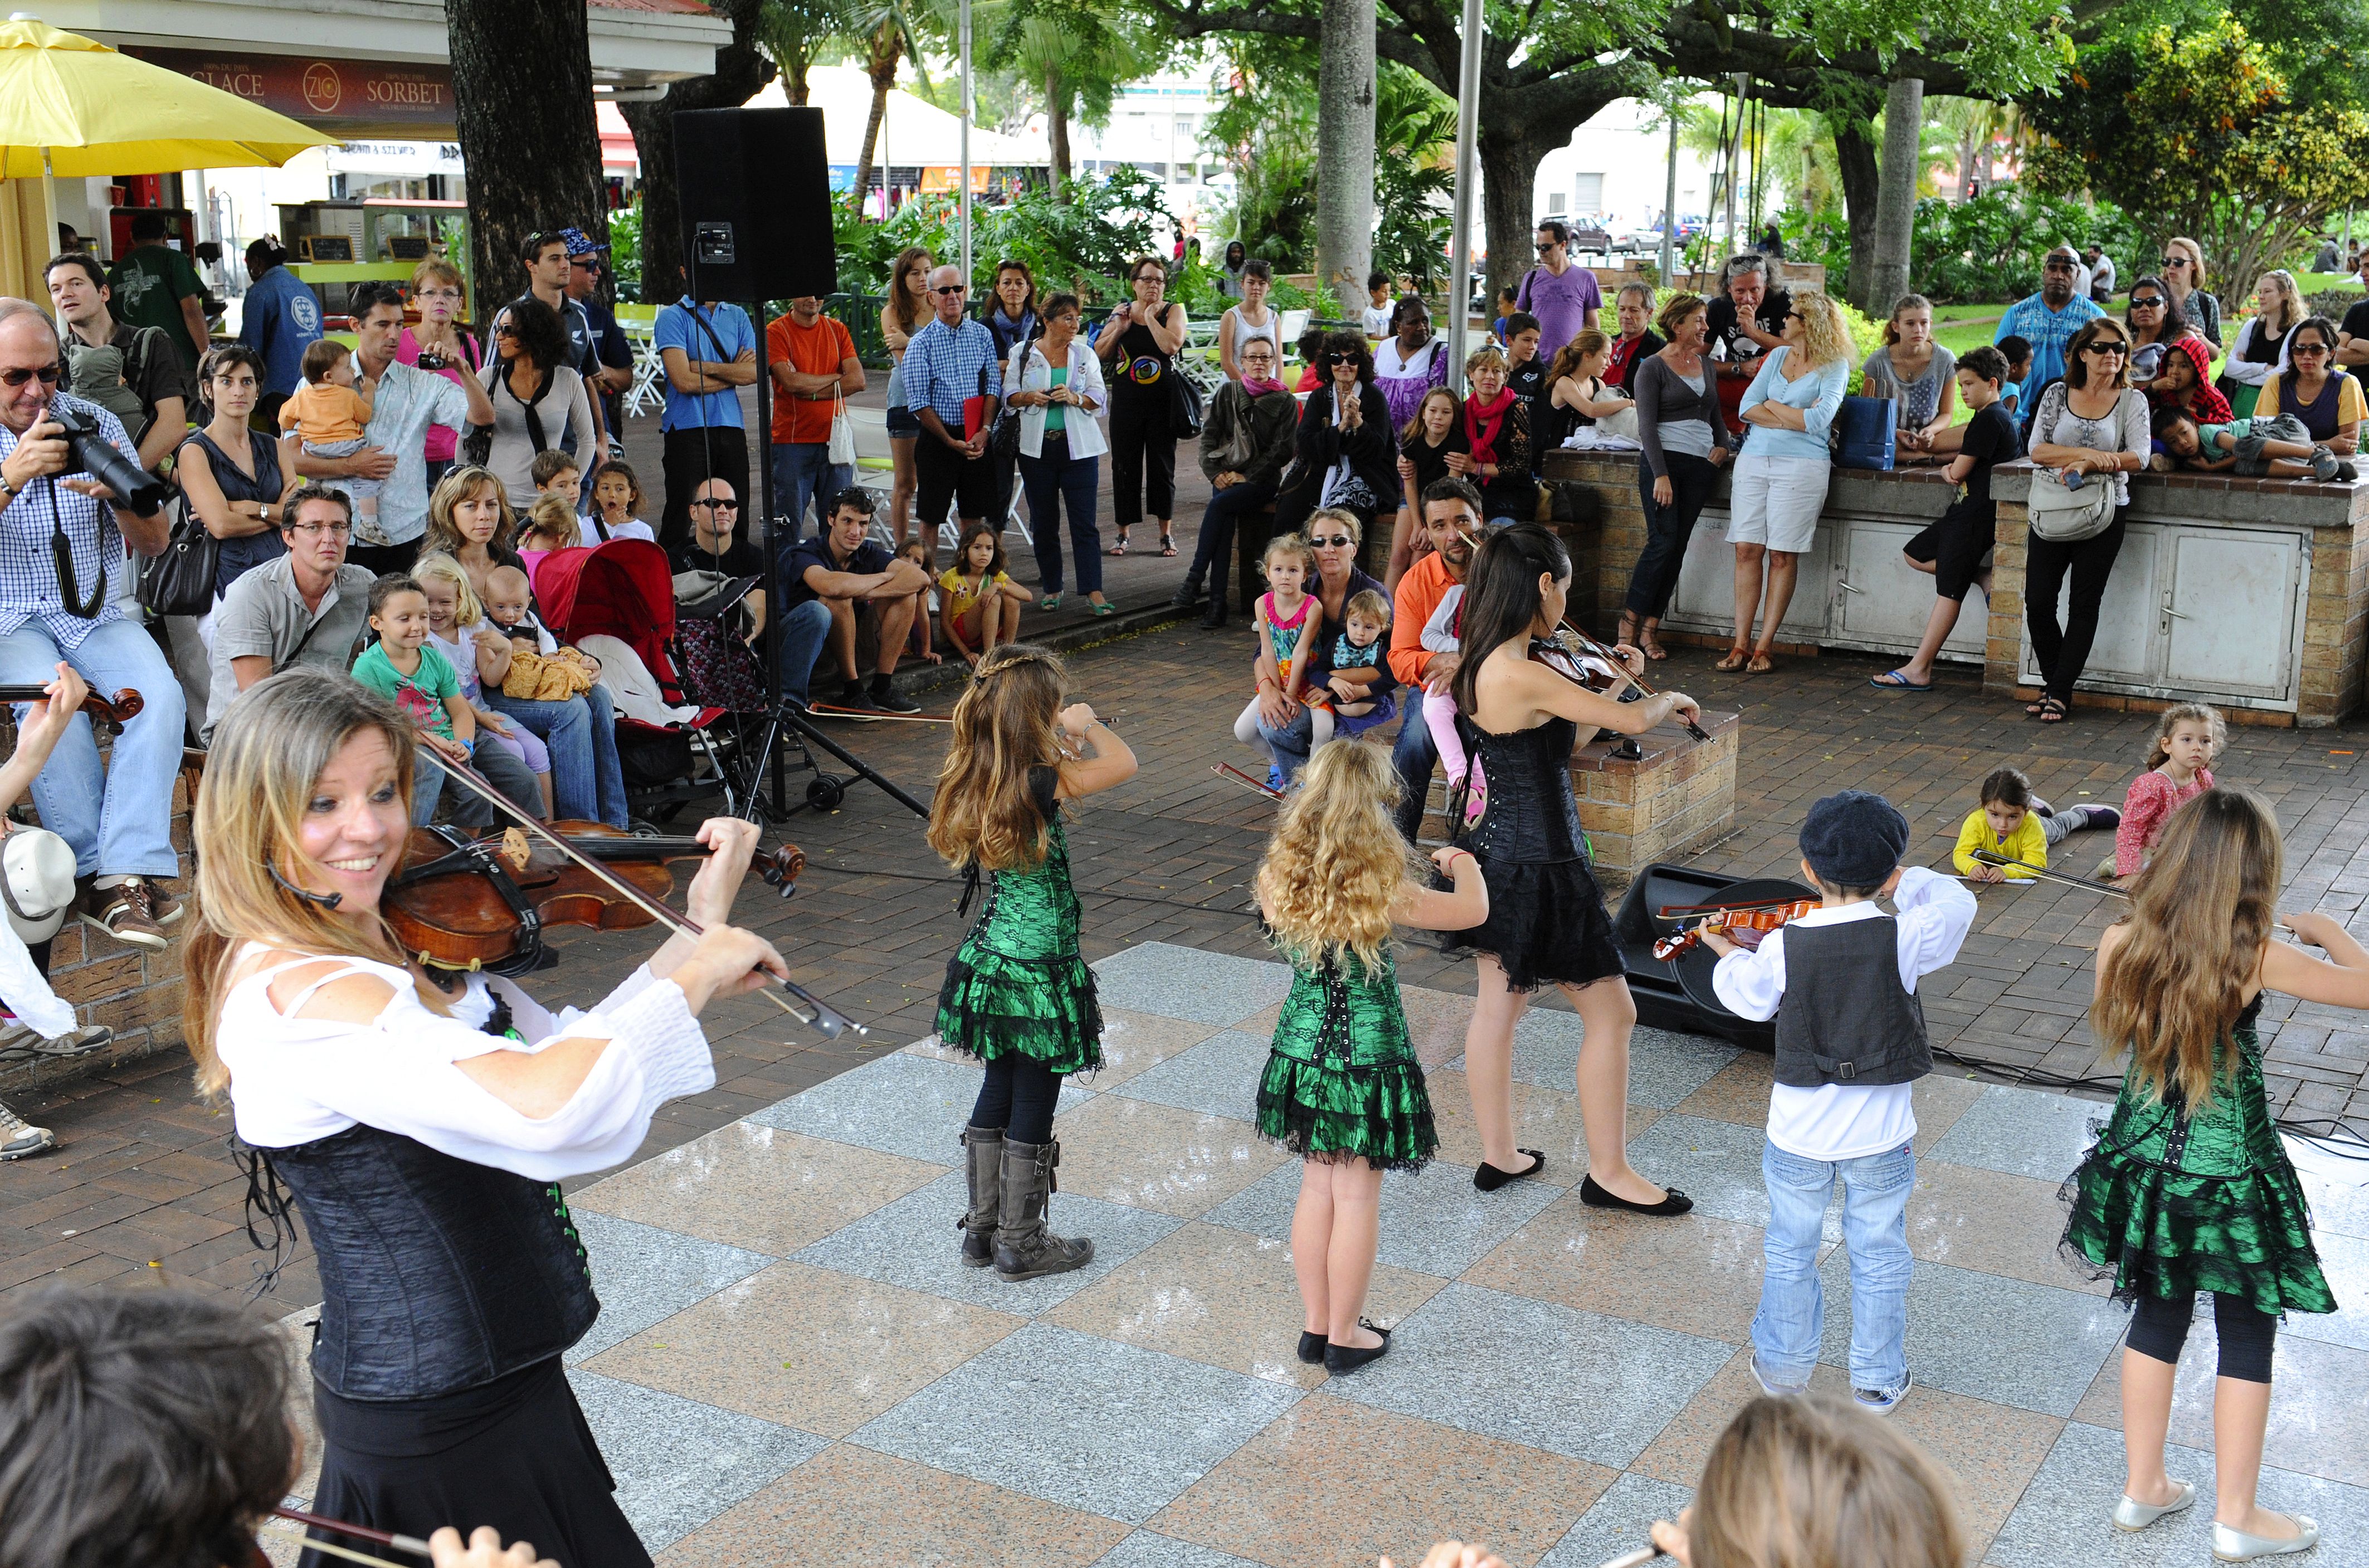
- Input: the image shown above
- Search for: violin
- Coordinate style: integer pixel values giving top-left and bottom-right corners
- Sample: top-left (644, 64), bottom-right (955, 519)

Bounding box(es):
top-left (1651, 896), bottom-right (1823, 961)
top-left (1549, 619), bottom-right (1713, 744)
top-left (383, 822), bottom-right (806, 976)
top-left (0, 683), bottom-right (142, 724)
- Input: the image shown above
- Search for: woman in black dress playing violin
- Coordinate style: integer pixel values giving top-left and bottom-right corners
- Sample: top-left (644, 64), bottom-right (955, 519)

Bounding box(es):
top-left (1444, 525), bottom-right (1699, 1213)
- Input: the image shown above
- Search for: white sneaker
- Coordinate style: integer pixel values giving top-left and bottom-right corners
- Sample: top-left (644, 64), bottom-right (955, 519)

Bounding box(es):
top-left (0, 1101), bottom-right (56, 1159)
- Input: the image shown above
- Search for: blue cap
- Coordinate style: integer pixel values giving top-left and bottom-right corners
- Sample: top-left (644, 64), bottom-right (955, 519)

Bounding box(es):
top-left (1799, 790), bottom-right (1909, 888)
top-left (558, 227), bottom-right (606, 258)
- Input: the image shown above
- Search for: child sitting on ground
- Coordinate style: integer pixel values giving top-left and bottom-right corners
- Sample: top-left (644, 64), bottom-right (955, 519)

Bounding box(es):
top-left (1705, 790), bottom-right (1977, 1415)
top-left (1420, 578), bottom-right (1486, 825)
top-left (895, 539), bottom-right (944, 665)
top-left (939, 522), bottom-right (1030, 667)
top-left (1254, 740), bottom-right (1487, 1374)
top-left (2151, 407), bottom-right (2355, 482)
top-left (588, 460), bottom-right (657, 544)
top-left (280, 340), bottom-right (378, 531)
top-left (1233, 533), bottom-right (1318, 787)
top-left (411, 550), bottom-right (554, 818)
top-left (1953, 765), bottom-right (2119, 883)
top-left (1304, 587), bottom-right (1399, 748)
top-left (481, 564), bottom-right (600, 702)
top-left (2112, 701), bottom-right (2221, 882)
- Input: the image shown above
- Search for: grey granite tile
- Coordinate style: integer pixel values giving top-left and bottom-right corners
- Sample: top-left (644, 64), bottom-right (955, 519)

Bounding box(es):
top-left (2280, 1228), bottom-right (2369, 1354)
top-left (567, 1212), bottom-right (773, 1363)
top-left (1621, 1113), bottom-right (1841, 1240)
top-left (747, 1051), bottom-right (1086, 1165)
top-left (1320, 1282), bottom-right (1733, 1467)
top-left (1104, 1029), bottom-right (1274, 1125)
top-left (1200, 1158), bottom-right (1561, 1278)
top-left (1814, 1251), bottom-right (2124, 1416)
top-left (795, 1170), bottom-right (1184, 1313)
top-left (566, 1367), bottom-right (825, 1551)
top-left (1447, 1014), bottom-right (1735, 1110)
top-left (1092, 1531), bottom-right (1268, 1568)
top-left (852, 1323), bottom-right (1300, 1524)
top-left (1539, 1472), bottom-right (1696, 1568)
top-left (1990, 1419), bottom-right (2369, 1567)
top-left (1927, 1085), bottom-right (2110, 1182)
top-left (2295, 1154), bottom-right (2369, 1240)
top-left (1091, 942), bottom-right (1294, 1027)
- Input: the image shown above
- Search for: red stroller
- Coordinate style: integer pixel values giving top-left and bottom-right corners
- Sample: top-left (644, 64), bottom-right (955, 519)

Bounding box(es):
top-left (529, 539), bottom-right (763, 823)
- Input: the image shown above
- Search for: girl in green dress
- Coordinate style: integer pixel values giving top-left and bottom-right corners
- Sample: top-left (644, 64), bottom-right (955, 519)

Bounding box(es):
top-left (1253, 740), bottom-right (1488, 1373)
top-left (929, 644), bottom-right (1137, 1281)
top-left (2063, 788), bottom-right (2351, 1562)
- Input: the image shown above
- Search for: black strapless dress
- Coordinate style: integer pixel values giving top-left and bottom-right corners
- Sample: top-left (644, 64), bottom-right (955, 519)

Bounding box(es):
top-left (1439, 715), bottom-right (1625, 992)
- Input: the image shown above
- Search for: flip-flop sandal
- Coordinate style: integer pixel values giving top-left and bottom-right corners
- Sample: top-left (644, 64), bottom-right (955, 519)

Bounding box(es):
top-left (1159, 536), bottom-right (1178, 556)
top-left (1039, 594), bottom-right (1062, 610)
top-left (1869, 670), bottom-right (1933, 691)
top-left (2037, 697), bottom-right (2069, 724)
top-left (1714, 646), bottom-right (1749, 672)
top-left (1107, 537), bottom-right (1130, 556)
top-left (1746, 652), bottom-right (1775, 675)
top-left (1090, 601), bottom-right (1115, 617)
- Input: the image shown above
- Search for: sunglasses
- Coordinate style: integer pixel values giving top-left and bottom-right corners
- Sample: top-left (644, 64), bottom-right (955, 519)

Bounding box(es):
top-left (1324, 351), bottom-right (1360, 365)
top-left (691, 498), bottom-right (741, 510)
top-left (2159, 256), bottom-right (2189, 268)
top-left (2129, 295), bottom-right (2165, 307)
top-left (1, 365), bottom-right (61, 388)
top-left (1536, 240), bottom-right (1560, 252)
top-left (2292, 341), bottom-right (2331, 356)
top-left (2085, 341), bottom-right (2129, 357)
top-left (931, 284), bottom-right (968, 296)
top-left (1310, 533), bottom-right (1355, 547)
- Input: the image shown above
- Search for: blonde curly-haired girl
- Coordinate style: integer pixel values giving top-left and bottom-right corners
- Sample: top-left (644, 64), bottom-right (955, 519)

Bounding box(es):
top-left (1251, 739), bottom-right (1487, 1374)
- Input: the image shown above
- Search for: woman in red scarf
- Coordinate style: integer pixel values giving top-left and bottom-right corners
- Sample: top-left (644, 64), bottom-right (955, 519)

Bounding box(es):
top-left (1449, 344), bottom-right (1534, 525)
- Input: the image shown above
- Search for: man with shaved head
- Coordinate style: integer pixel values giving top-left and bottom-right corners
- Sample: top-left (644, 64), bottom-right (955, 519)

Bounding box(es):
top-left (0, 299), bottom-right (184, 949)
top-left (897, 262), bottom-right (1002, 564)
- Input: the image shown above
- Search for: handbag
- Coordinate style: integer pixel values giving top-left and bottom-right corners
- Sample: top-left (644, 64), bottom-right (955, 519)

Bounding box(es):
top-left (135, 495), bottom-right (219, 618)
top-left (1169, 365), bottom-right (1205, 439)
top-left (1833, 394), bottom-right (1896, 471)
top-left (2025, 467), bottom-right (2118, 542)
top-left (826, 383), bottom-right (855, 466)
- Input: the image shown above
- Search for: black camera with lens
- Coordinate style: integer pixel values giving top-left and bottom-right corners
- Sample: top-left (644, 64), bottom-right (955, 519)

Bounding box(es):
top-left (47, 401), bottom-right (169, 514)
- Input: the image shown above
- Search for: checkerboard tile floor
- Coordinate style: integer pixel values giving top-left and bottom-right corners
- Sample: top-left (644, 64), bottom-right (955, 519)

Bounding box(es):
top-left (276, 941), bottom-right (2369, 1567)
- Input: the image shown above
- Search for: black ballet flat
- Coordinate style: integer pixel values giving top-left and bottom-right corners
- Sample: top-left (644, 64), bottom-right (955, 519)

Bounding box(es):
top-left (1323, 1320), bottom-right (1392, 1374)
top-left (1580, 1174), bottom-right (1694, 1216)
top-left (1296, 1330), bottom-right (1328, 1365)
top-left (1474, 1150), bottom-right (1546, 1191)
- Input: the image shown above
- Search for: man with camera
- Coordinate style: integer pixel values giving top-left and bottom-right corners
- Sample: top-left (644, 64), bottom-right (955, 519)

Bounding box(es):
top-left (0, 299), bottom-right (183, 950)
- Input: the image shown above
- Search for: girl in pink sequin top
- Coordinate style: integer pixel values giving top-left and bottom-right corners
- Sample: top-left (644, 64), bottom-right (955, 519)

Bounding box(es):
top-left (2114, 703), bottom-right (2225, 878)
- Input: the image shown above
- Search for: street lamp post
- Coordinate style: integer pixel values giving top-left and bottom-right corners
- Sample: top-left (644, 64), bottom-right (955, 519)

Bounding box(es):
top-left (1444, 0), bottom-right (1483, 380)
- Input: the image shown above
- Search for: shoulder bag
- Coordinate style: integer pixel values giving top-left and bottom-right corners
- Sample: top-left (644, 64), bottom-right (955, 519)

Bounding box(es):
top-left (2025, 466), bottom-right (2118, 542)
top-left (136, 489), bottom-right (219, 618)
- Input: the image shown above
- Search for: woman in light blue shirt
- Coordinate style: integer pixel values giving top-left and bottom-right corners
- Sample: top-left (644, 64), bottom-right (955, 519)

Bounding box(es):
top-left (1719, 291), bottom-right (1852, 674)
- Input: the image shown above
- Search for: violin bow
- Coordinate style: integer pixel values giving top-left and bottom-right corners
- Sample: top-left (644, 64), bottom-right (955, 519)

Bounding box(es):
top-left (1970, 848), bottom-right (2132, 898)
top-left (420, 754), bottom-right (866, 1037)
top-left (1212, 762), bottom-right (1285, 801)
top-left (268, 1506), bottom-right (430, 1561)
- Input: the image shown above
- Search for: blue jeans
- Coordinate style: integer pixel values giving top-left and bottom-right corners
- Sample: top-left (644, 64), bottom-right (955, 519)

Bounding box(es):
top-left (1186, 480), bottom-right (1278, 610)
top-left (1755, 1137), bottom-right (1916, 1395)
top-left (482, 683), bottom-right (628, 827)
top-left (769, 442), bottom-right (852, 546)
top-left (411, 735), bottom-right (544, 827)
top-left (1390, 700), bottom-right (1438, 845)
top-left (773, 598), bottom-right (833, 707)
top-left (1257, 706), bottom-right (1315, 783)
top-left (0, 618), bottom-right (184, 877)
top-left (1018, 448), bottom-right (1101, 596)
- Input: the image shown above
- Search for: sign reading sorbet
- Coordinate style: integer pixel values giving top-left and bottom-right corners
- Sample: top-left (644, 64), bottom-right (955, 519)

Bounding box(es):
top-left (120, 47), bottom-right (454, 132)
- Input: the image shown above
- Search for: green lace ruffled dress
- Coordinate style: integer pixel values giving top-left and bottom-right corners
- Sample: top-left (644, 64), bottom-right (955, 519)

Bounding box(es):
top-left (1255, 945), bottom-right (1436, 1171)
top-left (934, 767), bottom-right (1102, 1074)
top-left (2060, 997), bottom-right (2334, 1317)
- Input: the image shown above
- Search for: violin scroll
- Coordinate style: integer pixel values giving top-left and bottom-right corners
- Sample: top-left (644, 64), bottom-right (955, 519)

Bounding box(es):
top-left (757, 842), bottom-right (806, 898)
top-left (0, 683), bottom-right (143, 725)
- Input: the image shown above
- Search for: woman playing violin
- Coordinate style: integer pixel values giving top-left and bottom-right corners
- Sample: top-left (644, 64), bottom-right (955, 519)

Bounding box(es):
top-left (182, 669), bottom-right (788, 1568)
top-left (1441, 524), bottom-right (1698, 1214)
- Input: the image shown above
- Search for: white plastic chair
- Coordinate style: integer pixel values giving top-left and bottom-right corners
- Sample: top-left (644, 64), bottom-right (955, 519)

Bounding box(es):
top-left (622, 322), bottom-right (666, 419)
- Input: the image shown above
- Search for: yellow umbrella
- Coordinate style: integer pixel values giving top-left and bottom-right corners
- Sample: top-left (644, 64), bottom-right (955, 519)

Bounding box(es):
top-left (0, 17), bottom-right (337, 177)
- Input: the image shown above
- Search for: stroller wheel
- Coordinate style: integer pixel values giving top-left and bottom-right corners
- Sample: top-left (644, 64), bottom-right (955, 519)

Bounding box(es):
top-left (806, 774), bottom-right (848, 811)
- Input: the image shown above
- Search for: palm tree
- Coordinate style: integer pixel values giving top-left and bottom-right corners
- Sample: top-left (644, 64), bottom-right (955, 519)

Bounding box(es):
top-left (847, 0), bottom-right (938, 206)
top-left (983, 0), bottom-right (1163, 197)
top-left (757, 0), bottom-right (854, 105)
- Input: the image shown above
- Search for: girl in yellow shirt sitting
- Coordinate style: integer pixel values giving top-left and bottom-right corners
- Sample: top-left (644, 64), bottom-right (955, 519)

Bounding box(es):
top-left (939, 522), bottom-right (1032, 667)
top-left (1954, 766), bottom-right (2119, 883)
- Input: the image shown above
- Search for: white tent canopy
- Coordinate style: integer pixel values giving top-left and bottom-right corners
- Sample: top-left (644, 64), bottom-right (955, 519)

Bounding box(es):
top-left (742, 66), bottom-right (1046, 169)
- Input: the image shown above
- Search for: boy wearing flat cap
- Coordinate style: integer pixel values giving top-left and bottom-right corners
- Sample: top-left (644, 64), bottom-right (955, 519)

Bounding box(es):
top-left (1703, 789), bottom-right (1975, 1416)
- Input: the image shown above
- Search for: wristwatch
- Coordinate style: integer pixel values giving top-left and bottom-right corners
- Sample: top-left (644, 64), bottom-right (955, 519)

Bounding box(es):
top-left (0, 472), bottom-right (17, 501)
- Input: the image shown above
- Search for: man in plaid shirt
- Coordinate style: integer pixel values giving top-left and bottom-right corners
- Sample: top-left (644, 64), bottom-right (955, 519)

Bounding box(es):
top-left (900, 265), bottom-right (1002, 562)
top-left (0, 300), bottom-right (182, 950)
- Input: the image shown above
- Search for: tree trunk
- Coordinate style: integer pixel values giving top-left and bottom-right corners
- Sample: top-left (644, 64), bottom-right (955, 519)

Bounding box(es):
top-left (1479, 128), bottom-right (1553, 313)
top-left (1315, 0), bottom-right (1377, 302)
top-left (1831, 113), bottom-right (1879, 311)
top-left (615, 0), bottom-right (775, 307)
top-left (854, 37), bottom-right (903, 210)
top-left (1864, 76), bottom-right (1923, 312)
top-left (1046, 63), bottom-right (1071, 194)
top-left (788, 60), bottom-right (811, 106)
top-left (447, 0), bottom-right (605, 320)
top-left (1957, 125), bottom-right (1977, 203)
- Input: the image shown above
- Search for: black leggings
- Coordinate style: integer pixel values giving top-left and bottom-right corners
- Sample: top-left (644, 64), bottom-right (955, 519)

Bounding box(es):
top-left (2128, 1291), bottom-right (2278, 1384)
top-left (2025, 507), bottom-right (2129, 704)
top-left (968, 1053), bottom-right (1062, 1145)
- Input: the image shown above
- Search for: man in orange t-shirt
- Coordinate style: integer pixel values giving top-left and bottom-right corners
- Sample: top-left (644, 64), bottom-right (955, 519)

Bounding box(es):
top-left (1387, 477), bottom-right (1483, 843)
top-left (766, 296), bottom-right (865, 544)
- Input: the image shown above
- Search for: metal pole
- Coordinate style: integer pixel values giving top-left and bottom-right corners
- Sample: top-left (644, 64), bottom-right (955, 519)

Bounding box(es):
top-left (1445, 0), bottom-right (1483, 384)
top-left (1660, 109), bottom-right (1677, 285)
top-left (959, 0), bottom-right (973, 282)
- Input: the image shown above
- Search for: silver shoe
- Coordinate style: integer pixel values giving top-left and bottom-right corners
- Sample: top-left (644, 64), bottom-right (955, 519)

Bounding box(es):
top-left (2213, 1512), bottom-right (2319, 1561)
top-left (2112, 1479), bottom-right (2195, 1531)
top-left (0, 1101), bottom-right (57, 1160)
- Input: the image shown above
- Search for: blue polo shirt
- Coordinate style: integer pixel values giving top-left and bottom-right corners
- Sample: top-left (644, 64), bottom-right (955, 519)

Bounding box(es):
top-left (239, 263), bottom-right (322, 398)
top-left (654, 298), bottom-right (756, 432)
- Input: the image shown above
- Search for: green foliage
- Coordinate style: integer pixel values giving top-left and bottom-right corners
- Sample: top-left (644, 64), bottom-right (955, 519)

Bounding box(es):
top-left (2025, 14), bottom-right (2369, 305)
top-left (1200, 35), bottom-right (1318, 267)
top-left (1370, 67), bottom-right (1458, 292)
top-left (830, 167), bottom-right (1178, 305)
top-left (1767, 185), bottom-right (2143, 306)
top-left (606, 204), bottom-right (642, 301)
